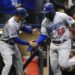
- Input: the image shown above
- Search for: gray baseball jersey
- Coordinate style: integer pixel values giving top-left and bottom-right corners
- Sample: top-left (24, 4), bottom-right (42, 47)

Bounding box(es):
top-left (46, 12), bottom-right (75, 75)
top-left (0, 17), bottom-right (23, 75)
top-left (0, 17), bottom-right (21, 41)
top-left (41, 12), bottom-right (75, 41)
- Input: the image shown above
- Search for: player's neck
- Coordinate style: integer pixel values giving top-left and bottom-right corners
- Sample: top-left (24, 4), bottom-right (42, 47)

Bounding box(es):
top-left (14, 16), bottom-right (20, 23)
top-left (49, 12), bottom-right (56, 22)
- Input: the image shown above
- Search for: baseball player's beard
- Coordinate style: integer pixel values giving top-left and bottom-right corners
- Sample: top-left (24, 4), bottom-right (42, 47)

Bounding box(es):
top-left (45, 12), bottom-right (55, 21)
top-left (48, 16), bottom-right (54, 21)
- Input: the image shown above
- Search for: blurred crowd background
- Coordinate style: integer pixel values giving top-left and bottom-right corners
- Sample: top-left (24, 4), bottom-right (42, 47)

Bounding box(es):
top-left (0, 0), bottom-right (75, 24)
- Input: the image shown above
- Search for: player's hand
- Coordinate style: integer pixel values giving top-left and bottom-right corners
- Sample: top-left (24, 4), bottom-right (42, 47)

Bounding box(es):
top-left (32, 28), bottom-right (40, 35)
top-left (29, 40), bottom-right (37, 47)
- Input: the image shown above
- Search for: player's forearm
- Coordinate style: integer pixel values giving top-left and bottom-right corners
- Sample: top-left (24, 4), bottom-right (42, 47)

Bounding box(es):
top-left (27, 34), bottom-right (47, 51)
top-left (36, 34), bottom-right (47, 45)
top-left (12, 37), bottom-right (29, 45)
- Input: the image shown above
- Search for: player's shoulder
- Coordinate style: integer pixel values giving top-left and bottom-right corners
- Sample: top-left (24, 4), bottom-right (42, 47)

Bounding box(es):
top-left (8, 17), bottom-right (15, 24)
top-left (7, 17), bottom-right (15, 27)
top-left (56, 12), bottom-right (68, 17)
top-left (42, 17), bottom-right (50, 26)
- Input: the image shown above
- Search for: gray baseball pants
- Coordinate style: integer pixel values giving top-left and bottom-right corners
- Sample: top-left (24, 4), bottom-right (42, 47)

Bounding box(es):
top-left (50, 39), bottom-right (75, 75)
top-left (0, 41), bottom-right (23, 75)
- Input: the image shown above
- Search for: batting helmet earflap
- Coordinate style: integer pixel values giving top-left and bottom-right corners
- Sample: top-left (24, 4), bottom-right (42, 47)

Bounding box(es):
top-left (43, 3), bottom-right (55, 13)
top-left (14, 7), bottom-right (28, 17)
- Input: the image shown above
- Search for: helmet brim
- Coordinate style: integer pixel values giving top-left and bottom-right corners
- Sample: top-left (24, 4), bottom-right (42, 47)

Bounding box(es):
top-left (23, 13), bottom-right (29, 17)
top-left (17, 13), bottom-right (29, 17)
top-left (42, 11), bottom-right (50, 13)
top-left (42, 10), bottom-right (53, 14)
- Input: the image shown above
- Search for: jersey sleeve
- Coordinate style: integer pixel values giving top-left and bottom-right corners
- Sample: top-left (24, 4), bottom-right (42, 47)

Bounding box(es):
top-left (63, 13), bottom-right (75, 27)
top-left (7, 24), bottom-right (18, 38)
top-left (41, 21), bottom-right (48, 36)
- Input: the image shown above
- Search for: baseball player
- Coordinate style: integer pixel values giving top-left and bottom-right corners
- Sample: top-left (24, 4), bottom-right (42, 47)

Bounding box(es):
top-left (30, 3), bottom-right (75, 75)
top-left (0, 7), bottom-right (39, 75)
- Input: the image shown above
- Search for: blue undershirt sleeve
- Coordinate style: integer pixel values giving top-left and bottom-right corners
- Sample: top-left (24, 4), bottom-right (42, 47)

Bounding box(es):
top-left (27, 34), bottom-right (47, 51)
top-left (12, 37), bottom-right (29, 45)
top-left (36, 34), bottom-right (47, 45)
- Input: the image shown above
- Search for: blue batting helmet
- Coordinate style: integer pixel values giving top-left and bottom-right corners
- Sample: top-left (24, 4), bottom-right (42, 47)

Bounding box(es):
top-left (14, 7), bottom-right (28, 17)
top-left (43, 3), bottom-right (55, 13)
